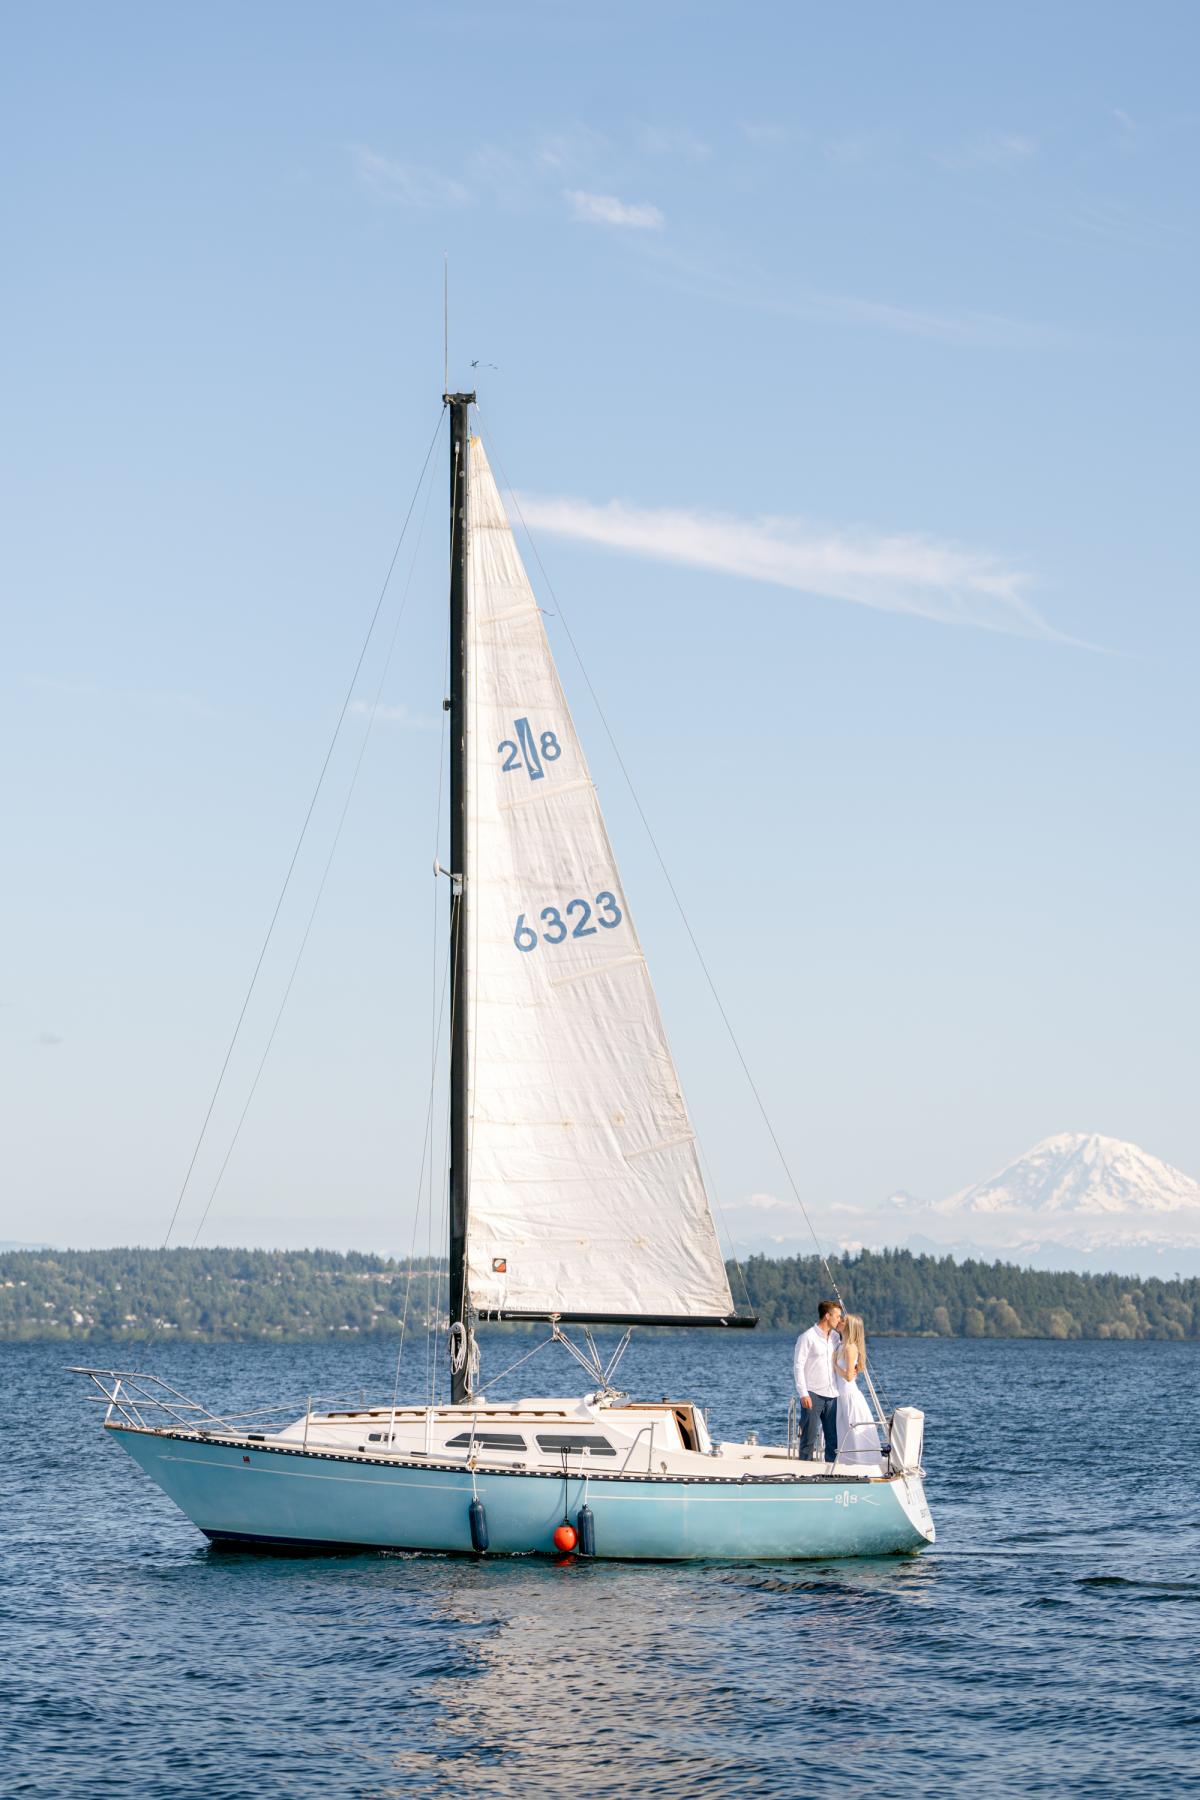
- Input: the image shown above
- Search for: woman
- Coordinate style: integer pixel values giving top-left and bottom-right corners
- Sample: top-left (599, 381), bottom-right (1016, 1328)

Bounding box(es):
top-left (834, 1313), bottom-right (883, 1466)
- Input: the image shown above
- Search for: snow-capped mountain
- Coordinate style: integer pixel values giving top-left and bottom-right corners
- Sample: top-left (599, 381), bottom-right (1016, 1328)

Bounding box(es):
top-left (724, 1134), bottom-right (1200, 1277)
top-left (933, 1133), bottom-right (1200, 1219)
top-left (881, 1133), bottom-right (1200, 1273)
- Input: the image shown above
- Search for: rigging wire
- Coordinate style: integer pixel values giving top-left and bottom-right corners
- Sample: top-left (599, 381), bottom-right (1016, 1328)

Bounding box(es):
top-left (429, 1090), bottom-right (453, 1407)
top-left (389, 933), bottom-right (452, 1426)
top-left (475, 408), bottom-right (896, 1429)
top-left (692, 1126), bottom-right (754, 1313)
top-left (473, 1332), bottom-right (554, 1397)
top-left (389, 600), bottom-right (452, 1427)
top-left (158, 405), bottom-right (446, 1253)
top-left (435, 1032), bottom-right (455, 1403)
top-left (473, 409), bottom-right (848, 1314)
top-left (185, 419), bottom-right (444, 1250)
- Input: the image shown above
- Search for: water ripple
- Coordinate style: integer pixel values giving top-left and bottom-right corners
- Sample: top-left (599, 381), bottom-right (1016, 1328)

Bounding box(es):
top-left (2, 1335), bottom-right (1197, 1796)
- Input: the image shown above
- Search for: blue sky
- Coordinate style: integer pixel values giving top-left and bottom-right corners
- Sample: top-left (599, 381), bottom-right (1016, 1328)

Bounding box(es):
top-left (3, 2), bottom-right (1197, 1254)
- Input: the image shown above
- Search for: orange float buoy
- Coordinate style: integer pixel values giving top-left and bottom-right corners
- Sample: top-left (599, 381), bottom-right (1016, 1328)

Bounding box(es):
top-left (553, 1523), bottom-right (578, 1553)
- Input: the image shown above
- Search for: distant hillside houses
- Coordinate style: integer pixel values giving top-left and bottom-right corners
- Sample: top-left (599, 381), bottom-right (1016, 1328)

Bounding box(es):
top-left (1, 1246), bottom-right (1197, 1342)
top-left (0, 1247), bottom-right (445, 1342)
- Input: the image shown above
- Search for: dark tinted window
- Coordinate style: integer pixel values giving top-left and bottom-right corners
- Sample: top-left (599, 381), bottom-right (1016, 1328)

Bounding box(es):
top-left (536, 1434), bottom-right (616, 1457)
top-left (446, 1431), bottom-right (526, 1450)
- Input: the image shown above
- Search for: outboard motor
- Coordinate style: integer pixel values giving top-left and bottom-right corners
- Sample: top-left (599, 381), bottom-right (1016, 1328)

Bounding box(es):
top-left (888, 1406), bottom-right (925, 1474)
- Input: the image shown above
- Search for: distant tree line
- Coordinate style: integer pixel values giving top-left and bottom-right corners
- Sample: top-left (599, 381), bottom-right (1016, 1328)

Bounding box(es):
top-left (734, 1248), bottom-right (1200, 1340)
top-left (1, 1245), bottom-right (1197, 1342)
top-left (0, 1247), bottom-right (444, 1342)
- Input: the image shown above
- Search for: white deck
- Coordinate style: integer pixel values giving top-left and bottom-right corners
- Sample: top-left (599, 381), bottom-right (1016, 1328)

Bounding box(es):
top-left (261, 1392), bottom-right (889, 1481)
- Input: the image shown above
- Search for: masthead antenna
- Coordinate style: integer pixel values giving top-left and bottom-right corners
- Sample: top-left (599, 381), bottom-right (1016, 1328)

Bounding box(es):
top-left (443, 252), bottom-right (449, 395)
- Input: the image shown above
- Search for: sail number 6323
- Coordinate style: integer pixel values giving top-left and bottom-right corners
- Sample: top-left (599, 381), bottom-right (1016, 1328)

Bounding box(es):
top-left (514, 892), bottom-right (623, 951)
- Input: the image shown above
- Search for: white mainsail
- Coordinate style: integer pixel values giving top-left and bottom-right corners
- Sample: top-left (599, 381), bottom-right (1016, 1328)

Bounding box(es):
top-left (463, 436), bottom-right (735, 1321)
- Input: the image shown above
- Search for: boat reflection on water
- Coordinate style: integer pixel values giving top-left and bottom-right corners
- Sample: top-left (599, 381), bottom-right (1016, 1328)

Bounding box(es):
top-left (375, 1551), bottom-right (940, 1796)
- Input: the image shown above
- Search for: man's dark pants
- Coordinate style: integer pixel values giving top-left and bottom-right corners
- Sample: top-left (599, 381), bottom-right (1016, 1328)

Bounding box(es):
top-left (801, 1391), bottom-right (838, 1462)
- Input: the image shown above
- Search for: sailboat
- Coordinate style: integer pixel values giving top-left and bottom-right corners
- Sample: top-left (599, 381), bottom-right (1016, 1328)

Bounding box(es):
top-left (77, 393), bottom-right (935, 1560)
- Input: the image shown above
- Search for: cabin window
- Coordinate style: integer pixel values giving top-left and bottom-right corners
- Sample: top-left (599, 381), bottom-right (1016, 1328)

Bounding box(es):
top-left (367, 1432), bottom-right (391, 1442)
top-left (446, 1431), bottom-right (526, 1450)
top-left (536, 1434), bottom-right (617, 1457)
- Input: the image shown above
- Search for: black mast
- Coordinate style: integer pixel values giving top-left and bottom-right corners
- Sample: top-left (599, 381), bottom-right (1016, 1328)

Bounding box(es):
top-left (441, 389), bottom-right (753, 1356)
top-left (446, 391), bottom-right (475, 1404)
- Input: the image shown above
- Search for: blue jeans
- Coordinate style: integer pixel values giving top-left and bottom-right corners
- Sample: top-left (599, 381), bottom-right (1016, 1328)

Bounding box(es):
top-left (800, 1391), bottom-right (837, 1462)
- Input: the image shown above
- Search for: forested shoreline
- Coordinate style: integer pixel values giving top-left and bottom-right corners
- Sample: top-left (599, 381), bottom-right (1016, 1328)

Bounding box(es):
top-left (736, 1249), bottom-right (1198, 1339)
top-left (1, 1246), bottom-right (1196, 1342)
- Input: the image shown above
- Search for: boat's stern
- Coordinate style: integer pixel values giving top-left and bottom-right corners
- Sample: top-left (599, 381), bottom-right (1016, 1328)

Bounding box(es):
top-left (887, 1406), bottom-right (935, 1545)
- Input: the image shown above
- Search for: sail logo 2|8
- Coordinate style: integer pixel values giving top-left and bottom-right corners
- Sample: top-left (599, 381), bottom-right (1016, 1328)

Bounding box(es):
top-left (514, 892), bottom-right (623, 951)
top-left (498, 718), bottom-right (562, 780)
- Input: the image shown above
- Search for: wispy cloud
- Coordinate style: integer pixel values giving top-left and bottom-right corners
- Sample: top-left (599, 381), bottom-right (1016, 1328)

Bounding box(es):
top-left (799, 289), bottom-right (1064, 349)
top-left (823, 132), bottom-right (884, 168)
top-left (352, 145), bottom-right (471, 209)
top-left (566, 189), bottom-right (664, 230)
top-left (514, 493), bottom-right (1073, 641)
top-left (635, 124), bottom-right (709, 160)
top-left (641, 242), bottom-right (1069, 351)
top-left (468, 143), bottom-right (528, 208)
top-left (1061, 198), bottom-right (1187, 252)
top-left (534, 125), bottom-right (609, 172)
top-left (740, 121), bottom-right (791, 149)
top-left (469, 128), bottom-right (609, 209)
top-left (352, 133), bottom-right (672, 226)
top-left (349, 700), bottom-right (436, 729)
top-left (937, 132), bottom-right (1038, 171)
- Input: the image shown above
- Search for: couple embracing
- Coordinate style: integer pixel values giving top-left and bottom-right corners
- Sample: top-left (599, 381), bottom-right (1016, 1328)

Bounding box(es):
top-left (793, 1299), bottom-right (879, 1466)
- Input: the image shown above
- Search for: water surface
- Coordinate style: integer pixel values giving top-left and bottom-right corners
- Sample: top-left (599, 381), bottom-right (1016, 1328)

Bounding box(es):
top-left (1, 1334), bottom-right (1195, 1796)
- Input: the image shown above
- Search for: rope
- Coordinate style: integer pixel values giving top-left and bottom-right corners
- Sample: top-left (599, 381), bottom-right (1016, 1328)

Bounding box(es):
top-left (448, 1320), bottom-right (470, 1373)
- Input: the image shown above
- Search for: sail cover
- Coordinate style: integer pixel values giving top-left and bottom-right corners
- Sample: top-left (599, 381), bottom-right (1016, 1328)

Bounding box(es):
top-left (463, 437), bottom-right (735, 1322)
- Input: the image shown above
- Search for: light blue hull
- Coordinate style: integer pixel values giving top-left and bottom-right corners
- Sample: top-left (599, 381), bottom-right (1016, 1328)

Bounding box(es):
top-left (113, 1428), bottom-right (933, 1561)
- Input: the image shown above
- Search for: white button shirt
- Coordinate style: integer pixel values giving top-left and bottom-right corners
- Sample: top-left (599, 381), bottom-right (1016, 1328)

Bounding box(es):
top-left (793, 1323), bottom-right (840, 1399)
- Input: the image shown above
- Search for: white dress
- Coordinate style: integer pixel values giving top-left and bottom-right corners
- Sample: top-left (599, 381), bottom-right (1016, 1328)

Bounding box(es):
top-left (835, 1359), bottom-right (882, 1466)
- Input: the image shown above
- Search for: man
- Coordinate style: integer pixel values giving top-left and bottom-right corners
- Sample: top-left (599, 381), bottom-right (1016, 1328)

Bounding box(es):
top-left (794, 1300), bottom-right (843, 1463)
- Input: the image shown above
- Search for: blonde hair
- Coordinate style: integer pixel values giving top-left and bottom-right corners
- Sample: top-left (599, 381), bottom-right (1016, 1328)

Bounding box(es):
top-left (840, 1313), bottom-right (867, 1373)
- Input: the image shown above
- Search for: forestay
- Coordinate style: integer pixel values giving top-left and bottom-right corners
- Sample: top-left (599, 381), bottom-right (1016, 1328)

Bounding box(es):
top-left (463, 436), bottom-right (734, 1322)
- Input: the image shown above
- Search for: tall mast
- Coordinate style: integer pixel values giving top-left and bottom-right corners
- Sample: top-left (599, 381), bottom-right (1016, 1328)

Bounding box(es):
top-left (446, 390), bottom-right (475, 1404)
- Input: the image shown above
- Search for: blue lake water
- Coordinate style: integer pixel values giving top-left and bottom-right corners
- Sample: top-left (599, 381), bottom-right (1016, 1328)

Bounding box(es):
top-left (1, 1333), bottom-right (1196, 1797)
